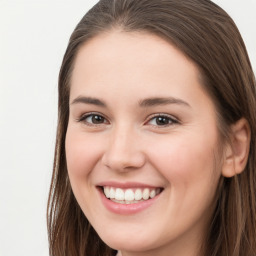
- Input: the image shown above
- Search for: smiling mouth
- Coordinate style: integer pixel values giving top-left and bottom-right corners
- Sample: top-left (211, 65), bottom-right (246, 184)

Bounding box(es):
top-left (100, 186), bottom-right (163, 204)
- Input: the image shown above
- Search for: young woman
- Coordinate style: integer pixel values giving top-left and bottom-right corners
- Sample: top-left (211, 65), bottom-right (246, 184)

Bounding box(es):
top-left (47, 0), bottom-right (256, 255)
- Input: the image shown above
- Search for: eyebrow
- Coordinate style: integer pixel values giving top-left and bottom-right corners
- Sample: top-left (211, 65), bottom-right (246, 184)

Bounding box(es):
top-left (139, 97), bottom-right (191, 108)
top-left (71, 96), bottom-right (106, 107)
top-left (70, 96), bottom-right (190, 108)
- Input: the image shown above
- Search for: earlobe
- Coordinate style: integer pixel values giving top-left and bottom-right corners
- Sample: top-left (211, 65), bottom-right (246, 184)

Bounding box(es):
top-left (222, 118), bottom-right (251, 178)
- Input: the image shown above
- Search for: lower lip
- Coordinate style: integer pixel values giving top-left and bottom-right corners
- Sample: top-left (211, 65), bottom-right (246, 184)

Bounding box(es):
top-left (98, 188), bottom-right (161, 215)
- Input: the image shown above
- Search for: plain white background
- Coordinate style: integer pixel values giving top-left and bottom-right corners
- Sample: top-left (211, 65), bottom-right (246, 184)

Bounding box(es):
top-left (0, 1), bottom-right (255, 255)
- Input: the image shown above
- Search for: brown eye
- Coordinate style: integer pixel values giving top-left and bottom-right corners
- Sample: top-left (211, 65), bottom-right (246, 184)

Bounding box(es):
top-left (91, 115), bottom-right (105, 124)
top-left (155, 116), bottom-right (171, 125)
top-left (79, 113), bottom-right (108, 125)
top-left (147, 114), bottom-right (178, 126)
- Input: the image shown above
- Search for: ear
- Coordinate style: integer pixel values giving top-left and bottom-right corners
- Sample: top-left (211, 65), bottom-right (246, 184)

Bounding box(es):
top-left (222, 118), bottom-right (251, 178)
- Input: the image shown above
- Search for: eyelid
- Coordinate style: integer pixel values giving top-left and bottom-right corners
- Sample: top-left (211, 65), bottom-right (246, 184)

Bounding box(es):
top-left (76, 112), bottom-right (110, 125)
top-left (145, 113), bottom-right (179, 126)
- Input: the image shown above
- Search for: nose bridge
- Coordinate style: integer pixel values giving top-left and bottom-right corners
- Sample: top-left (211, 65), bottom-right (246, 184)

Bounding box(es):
top-left (102, 123), bottom-right (145, 171)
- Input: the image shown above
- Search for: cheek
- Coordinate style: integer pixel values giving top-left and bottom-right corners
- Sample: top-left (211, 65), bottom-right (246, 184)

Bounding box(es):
top-left (147, 132), bottom-right (221, 189)
top-left (65, 127), bottom-right (105, 215)
top-left (65, 128), bottom-right (103, 178)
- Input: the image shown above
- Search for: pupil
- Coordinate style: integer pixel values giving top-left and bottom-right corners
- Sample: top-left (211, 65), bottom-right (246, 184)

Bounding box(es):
top-left (156, 117), bottom-right (169, 125)
top-left (92, 115), bottom-right (104, 124)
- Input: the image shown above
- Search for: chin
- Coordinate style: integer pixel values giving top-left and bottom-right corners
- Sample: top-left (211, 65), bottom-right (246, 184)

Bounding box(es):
top-left (98, 229), bottom-right (159, 252)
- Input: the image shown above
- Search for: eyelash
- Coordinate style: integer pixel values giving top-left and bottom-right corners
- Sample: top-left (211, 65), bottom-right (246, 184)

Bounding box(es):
top-left (77, 112), bottom-right (109, 126)
top-left (145, 114), bottom-right (179, 127)
top-left (77, 112), bottom-right (179, 127)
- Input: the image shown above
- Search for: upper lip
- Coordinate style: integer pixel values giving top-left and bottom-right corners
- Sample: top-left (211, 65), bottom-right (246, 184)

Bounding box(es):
top-left (97, 181), bottom-right (162, 189)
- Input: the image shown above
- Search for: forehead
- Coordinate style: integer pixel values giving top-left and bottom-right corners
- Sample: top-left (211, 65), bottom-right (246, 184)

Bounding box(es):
top-left (72, 30), bottom-right (198, 76)
top-left (71, 31), bottom-right (199, 91)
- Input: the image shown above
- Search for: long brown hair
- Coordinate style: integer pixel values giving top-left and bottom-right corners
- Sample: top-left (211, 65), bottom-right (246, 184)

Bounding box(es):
top-left (47, 0), bottom-right (256, 255)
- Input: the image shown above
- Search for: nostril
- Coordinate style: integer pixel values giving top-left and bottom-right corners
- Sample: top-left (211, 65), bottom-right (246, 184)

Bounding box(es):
top-left (101, 154), bottom-right (146, 172)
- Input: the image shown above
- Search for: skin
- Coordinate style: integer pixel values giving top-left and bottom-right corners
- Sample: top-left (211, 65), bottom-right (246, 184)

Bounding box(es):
top-left (65, 30), bottom-right (225, 256)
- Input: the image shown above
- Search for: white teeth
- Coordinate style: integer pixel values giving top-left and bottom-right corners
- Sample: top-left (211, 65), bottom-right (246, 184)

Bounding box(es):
top-left (111, 199), bottom-right (140, 204)
top-left (125, 189), bottom-right (135, 201)
top-left (104, 187), bottom-right (110, 198)
top-left (150, 189), bottom-right (156, 199)
top-left (103, 186), bottom-right (161, 203)
top-left (115, 188), bottom-right (125, 200)
top-left (142, 188), bottom-right (150, 200)
top-left (134, 189), bottom-right (142, 200)
top-left (109, 187), bottom-right (115, 199)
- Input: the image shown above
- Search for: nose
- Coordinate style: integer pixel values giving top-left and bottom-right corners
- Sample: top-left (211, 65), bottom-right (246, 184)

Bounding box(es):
top-left (101, 125), bottom-right (146, 172)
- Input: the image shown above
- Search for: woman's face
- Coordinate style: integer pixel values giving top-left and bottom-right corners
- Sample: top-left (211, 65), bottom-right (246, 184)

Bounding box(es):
top-left (66, 31), bottom-right (223, 255)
